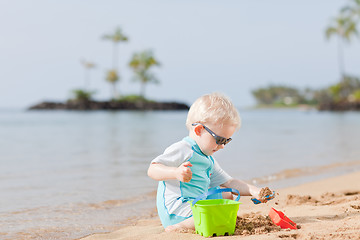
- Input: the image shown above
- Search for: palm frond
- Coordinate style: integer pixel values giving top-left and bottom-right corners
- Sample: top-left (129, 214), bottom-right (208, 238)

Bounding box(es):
top-left (325, 26), bottom-right (338, 39)
top-left (102, 27), bottom-right (128, 43)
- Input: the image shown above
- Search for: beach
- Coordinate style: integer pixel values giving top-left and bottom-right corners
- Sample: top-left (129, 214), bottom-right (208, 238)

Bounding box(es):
top-left (1, 109), bottom-right (360, 239)
top-left (2, 0), bottom-right (360, 238)
top-left (81, 170), bottom-right (360, 240)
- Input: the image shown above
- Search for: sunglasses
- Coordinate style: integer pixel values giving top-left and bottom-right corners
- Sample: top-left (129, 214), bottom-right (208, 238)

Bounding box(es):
top-left (192, 123), bottom-right (232, 145)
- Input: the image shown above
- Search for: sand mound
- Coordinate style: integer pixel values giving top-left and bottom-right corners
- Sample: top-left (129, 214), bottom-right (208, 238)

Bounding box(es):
top-left (234, 212), bottom-right (281, 236)
top-left (285, 191), bottom-right (360, 206)
top-left (286, 194), bottom-right (319, 205)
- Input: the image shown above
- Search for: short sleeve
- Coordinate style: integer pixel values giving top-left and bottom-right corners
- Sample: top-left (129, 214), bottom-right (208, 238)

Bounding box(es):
top-left (151, 140), bottom-right (193, 167)
top-left (209, 159), bottom-right (232, 188)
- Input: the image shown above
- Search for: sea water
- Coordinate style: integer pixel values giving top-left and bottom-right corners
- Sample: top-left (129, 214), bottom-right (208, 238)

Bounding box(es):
top-left (1, 109), bottom-right (360, 239)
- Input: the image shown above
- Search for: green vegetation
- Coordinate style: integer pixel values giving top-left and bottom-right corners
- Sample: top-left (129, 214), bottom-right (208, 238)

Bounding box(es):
top-left (326, 0), bottom-right (360, 78)
top-left (129, 50), bottom-right (160, 98)
top-left (69, 26), bottom-right (162, 104)
top-left (70, 89), bottom-right (96, 102)
top-left (102, 27), bottom-right (129, 69)
top-left (102, 27), bottom-right (129, 99)
top-left (252, 76), bottom-right (360, 109)
top-left (314, 76), bottom-right (360, 103)
top-left (66, 1), bottom-right (360, 110)
top-left (253, 1), bottom-right (360, 110)
top-left (325, 16), bottom-right (358, 78)
top-left (116, 94), bottom-right (154, 103)
top-left (105, 69), bottom-right (120, 100)
top-left (252, 86), bottom-right (312, 107)
top-left (341, 0), bottom-right (360, 23)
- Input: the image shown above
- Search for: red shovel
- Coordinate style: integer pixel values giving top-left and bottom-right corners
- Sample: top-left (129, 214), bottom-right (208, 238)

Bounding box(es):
top-left (269, 208), bottom-right (297, 230)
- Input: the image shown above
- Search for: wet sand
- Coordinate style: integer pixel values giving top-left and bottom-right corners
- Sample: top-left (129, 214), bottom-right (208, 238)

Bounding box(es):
top-left (81, 170), bottom-right (360, 240)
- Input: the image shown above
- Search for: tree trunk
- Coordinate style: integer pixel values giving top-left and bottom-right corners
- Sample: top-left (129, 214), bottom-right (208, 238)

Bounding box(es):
top-left (112, 43), bottom-right (119, 98)
top-left (112, 43), bottom-right (118, 70)
top-left (337, 36), bottom-right (345, 79)
top-left (84, 69), bottom-right (90, 90)
top-left (140, 82), bottom-right (146, 99)
top-left (112, 82), bottom-right (118, 99)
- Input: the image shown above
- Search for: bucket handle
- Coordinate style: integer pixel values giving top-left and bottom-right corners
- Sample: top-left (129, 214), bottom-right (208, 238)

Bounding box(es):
top-left (191, 188), bottom-right (240, 206)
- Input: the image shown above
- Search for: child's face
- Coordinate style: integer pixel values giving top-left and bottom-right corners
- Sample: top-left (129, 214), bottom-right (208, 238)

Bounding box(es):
top-left (195, 123), bottom-right (236, 156)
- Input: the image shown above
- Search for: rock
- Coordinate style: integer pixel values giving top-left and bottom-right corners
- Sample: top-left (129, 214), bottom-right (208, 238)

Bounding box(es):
top-left (28, 100), bottom-right (189, 111)
top-left (318, 101), bottom-right (360, 111)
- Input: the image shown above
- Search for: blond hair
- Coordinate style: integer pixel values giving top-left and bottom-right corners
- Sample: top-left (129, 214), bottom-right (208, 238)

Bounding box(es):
top-left (186, 92), bottom-right (241, 130)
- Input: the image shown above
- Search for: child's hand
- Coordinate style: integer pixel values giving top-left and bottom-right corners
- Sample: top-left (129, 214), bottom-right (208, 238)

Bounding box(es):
top-left (251, 187), bottom-right (275, 204)
top-left (175, 161), bottom-right (193, 182)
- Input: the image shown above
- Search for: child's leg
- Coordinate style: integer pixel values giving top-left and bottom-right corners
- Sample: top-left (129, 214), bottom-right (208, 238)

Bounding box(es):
top-left (165, 188), bottom-right (234, 233)
top-left (207, 186), bottom-right (234, 200)
top-left (222, 191), bottom-right (234, 200)
top-left (220, 186), bottom-right (235, 200)
top-left (165, 217), bottom-right (195, 232)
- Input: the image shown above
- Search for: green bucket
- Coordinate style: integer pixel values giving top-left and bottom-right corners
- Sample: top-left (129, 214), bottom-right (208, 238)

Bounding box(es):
top-left (190, 188), bottom-right (241, 237)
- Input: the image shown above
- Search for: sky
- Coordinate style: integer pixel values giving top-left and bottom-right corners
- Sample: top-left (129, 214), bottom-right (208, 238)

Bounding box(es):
top-left (1, 0), bottom-right (360, 109)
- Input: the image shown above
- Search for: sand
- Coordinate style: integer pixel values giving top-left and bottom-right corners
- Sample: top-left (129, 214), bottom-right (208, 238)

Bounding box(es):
top-left (81, 171), bottom-right (360, 240)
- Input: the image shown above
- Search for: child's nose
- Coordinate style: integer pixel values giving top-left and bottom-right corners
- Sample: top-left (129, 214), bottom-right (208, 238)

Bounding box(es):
top-left (217, 144), bottom-right (225, 150)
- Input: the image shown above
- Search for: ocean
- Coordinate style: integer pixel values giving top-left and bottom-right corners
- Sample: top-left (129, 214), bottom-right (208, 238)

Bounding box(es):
top-left (1, 108), bottom-right (360, 239)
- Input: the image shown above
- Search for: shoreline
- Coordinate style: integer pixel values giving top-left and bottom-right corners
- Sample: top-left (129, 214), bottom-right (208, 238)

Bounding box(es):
top-left (250, 159), bottom-right (360, 189)
top-left (81, 170), bottom-right (360, 240)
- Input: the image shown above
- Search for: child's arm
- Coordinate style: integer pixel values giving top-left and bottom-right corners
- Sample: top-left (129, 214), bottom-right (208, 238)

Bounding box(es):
top-left (147, 161), bottom-right (193, 182)
top-left (221, 178), bottom-right (262, 199)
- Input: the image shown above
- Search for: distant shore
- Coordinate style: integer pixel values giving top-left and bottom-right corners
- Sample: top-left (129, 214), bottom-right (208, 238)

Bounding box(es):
top-left (253, 102), bottom-right (360, 111)
top-left (28, 100), bottom-right (189, 111)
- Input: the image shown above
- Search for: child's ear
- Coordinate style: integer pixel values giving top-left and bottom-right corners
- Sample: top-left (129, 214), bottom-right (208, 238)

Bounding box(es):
top-left (194, 125), bottom-right (203, 136)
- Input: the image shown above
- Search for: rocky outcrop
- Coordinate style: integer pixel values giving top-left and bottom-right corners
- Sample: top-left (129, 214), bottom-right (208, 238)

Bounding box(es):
top-left (318, 101), bottom-right (360, 111)
top-left (28, 100), bottom-right (189, 111)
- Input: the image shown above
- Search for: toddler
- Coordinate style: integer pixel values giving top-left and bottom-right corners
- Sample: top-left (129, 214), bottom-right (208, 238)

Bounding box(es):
top-left (147, 92), bottom-right (272, 232)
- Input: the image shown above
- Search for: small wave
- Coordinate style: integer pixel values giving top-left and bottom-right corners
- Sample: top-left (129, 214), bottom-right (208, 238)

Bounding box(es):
top-left (251, 160), bottom-right (360, 185)
top-left (81, 190), bottom-right (156, 210)
top-left (85, 199), bottom-right (133, 209)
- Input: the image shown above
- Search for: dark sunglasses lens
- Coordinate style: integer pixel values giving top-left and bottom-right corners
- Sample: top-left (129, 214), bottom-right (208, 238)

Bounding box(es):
top-left (218, 138), bottom-right (232, 145)
top-left (216, 137), bottom-right (227, 145)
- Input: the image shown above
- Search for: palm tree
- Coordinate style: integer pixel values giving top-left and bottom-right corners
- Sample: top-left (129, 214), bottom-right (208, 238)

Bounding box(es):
top-left (325, 15), bottom-right (358, 78)
top-left (102, 27), bottom-right (128, 99)
top-left (129, 50), bottom-right (160, 98)
top-left (105, 70), bottom-right (119, 100)
top-left (80, 59), bottom-right (96, 90)
top-left (102, 27), bottom-right (128, 69)
top-left (342, 0), bottom-right (360, 21)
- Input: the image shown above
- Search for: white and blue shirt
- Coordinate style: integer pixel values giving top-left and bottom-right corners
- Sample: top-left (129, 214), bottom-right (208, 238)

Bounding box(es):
top-left (151, 136), bottom-right (232, 228)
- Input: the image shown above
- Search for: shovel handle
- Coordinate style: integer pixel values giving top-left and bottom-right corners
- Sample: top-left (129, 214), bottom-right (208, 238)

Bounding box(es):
top-left (191, 188), bottom-right (240, 206)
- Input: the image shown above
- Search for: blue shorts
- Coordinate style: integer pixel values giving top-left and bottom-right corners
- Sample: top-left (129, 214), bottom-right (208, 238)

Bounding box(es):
top-left (157, 186), bottom-right (223, 228)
